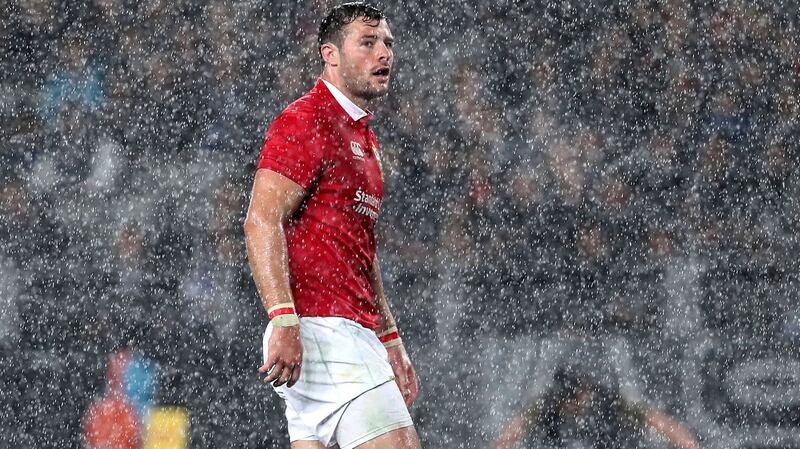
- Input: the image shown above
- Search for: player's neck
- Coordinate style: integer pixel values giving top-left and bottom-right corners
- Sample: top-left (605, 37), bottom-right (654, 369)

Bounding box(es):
top-left (320, 72), bottom-right (369, 110)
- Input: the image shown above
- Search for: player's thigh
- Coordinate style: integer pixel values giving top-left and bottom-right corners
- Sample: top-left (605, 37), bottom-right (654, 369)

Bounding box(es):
top-left (336, 381), bottom-right (414, 449)
top-left (353, 426), bottom-right (420, 449)
top-left (291, 441), bottom-right (339, 449)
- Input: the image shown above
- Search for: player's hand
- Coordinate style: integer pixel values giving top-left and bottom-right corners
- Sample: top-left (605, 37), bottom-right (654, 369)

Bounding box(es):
top-left (260, 324), bottom-right (303, 388)
top-left (386, 343), bottom-right (418, 407)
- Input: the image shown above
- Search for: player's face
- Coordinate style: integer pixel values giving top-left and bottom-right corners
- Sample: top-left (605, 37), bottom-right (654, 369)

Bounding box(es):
top-left (337, 18), bottom-right (394, 103)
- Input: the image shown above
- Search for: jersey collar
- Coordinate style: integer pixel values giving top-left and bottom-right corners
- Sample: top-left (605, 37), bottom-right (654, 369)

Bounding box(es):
top-left (321, 79), bottom-right (371, 123)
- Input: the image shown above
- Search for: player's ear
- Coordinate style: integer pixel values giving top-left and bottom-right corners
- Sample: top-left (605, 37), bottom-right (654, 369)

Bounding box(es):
top-left (320, 42), bottom-right (339, 66)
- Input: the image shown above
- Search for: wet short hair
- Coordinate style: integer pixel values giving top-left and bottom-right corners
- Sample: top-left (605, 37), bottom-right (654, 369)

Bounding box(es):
top-left (318, 2), bottom-right (385, 55)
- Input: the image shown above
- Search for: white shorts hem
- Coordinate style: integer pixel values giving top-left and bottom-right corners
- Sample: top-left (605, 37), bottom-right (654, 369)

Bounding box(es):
top-left (288, 438), bottom-right (338, 448)
top-left (338, 419), bottom-right (415, 449)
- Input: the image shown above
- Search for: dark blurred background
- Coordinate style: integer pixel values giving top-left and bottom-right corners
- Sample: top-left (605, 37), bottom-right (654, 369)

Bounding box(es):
top-left (1, 0), bottom-right (799, 448)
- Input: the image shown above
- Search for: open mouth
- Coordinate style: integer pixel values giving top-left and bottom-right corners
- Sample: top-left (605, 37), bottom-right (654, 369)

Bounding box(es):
top-left (373, 67), bottom-right (390, 77)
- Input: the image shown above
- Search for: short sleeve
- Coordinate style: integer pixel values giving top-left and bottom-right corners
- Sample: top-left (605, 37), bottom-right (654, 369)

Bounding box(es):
top-left (257, 112), bottom-right (326, 190)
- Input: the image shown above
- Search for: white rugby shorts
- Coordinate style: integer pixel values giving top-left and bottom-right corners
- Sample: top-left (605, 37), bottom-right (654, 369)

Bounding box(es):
top-left (262, 316), bottom-right (413, 448)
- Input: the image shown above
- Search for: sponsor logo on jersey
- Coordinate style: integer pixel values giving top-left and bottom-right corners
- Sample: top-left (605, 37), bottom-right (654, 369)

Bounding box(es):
top-left (353, 189), bottom-right (381, 220)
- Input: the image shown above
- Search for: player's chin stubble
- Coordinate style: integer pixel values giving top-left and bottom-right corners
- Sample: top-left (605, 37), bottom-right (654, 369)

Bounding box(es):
top-left (346, 75), bottom-right (388, 101)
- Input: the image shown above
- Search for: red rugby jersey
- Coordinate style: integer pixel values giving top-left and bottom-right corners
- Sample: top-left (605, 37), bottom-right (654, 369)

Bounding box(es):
top-left (257, 79), bottom-right (385, 330)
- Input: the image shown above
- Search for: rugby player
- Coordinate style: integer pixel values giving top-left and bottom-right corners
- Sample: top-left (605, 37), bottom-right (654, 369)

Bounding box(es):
top-left (244, 3), bottom-right (421, 449)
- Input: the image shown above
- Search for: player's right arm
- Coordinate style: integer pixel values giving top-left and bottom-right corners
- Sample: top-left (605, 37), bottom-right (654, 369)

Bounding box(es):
top-left (641, 407), bottom-right (702, 449)
top-left (492, 402), bottom-right (540, 449)
top-left (244, 168), bottom-right (307, 388)
top-left (492, 412), bottom-right (530, 449)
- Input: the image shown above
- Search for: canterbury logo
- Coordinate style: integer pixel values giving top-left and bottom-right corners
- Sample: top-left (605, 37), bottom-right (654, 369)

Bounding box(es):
top-left (350, 141), bottom-right (365, 159)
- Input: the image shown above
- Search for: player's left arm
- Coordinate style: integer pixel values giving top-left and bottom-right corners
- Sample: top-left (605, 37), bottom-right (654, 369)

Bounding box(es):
top-left (369, 256), bottom-right (419, 408)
